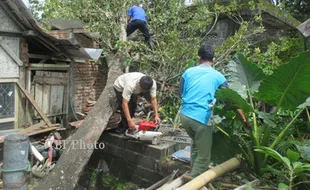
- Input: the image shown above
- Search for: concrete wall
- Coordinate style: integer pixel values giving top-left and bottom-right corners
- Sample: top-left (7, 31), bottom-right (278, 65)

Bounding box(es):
top-left (0, 37), bottom-right (20, 78)
top-left (0, 6), bottom-right (21, 79)
top-left (97, 133), bottom-right (186, 187)
top-left (0, 6), bottom-right (26, 129)
top-left (205, 18), bottom-right (237, 47)
top-left (0, 6), bottom-right (21, 33)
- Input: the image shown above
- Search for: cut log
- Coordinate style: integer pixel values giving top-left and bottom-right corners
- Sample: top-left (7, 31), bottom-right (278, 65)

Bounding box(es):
top-left (34, 56), bottom-right (124, 190)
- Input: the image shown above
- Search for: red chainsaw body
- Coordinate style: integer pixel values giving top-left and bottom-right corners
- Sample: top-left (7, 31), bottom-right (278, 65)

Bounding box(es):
top-left (138, 121), bottom-right (157, 131)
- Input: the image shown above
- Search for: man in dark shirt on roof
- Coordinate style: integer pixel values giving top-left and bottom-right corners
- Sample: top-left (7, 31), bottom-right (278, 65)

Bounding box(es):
top-left (127, 2), bottom-right (153, 47)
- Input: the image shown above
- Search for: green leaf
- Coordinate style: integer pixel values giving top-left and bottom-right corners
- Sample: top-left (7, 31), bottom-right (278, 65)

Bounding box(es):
top-left (226, 53), bottom-right (265, 99)
top-left (278, 183), bottom-right (289, 190)
top-left (297, 140), bottom-right (310, 162)
top-left (261, 165), bottom-right (283, 176)
top-left (286, 149), bottom-right (300, 162)
top-left (255, 146), bottom-right (291, 169)
top-left (298, 97), bottom-right (310, 109)
top-left (215, 88), bottom-right (253, 113)
top-left (293, 162), bottom-right (310, 174)
top-left (261, 126), bottom-right (272, 146)
top-left (255, 51), bottom-right (310, 110)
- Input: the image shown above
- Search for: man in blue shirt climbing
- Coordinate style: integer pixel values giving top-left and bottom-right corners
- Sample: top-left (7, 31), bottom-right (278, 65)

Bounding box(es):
top-left (127, 2), bottom-right (153, 47)
top-left (179, 44), bottom-right (249, 178)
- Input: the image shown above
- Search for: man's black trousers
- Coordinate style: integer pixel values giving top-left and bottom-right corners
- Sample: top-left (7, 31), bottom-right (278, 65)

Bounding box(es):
top-left (114, 88), bottom-right (137, 129)
top-left (126, 19), bottom-right (152, 44)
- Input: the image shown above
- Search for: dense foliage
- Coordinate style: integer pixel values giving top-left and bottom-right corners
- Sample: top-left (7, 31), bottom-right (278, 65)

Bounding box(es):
top-left (215, 51), bottom-right (310, 188)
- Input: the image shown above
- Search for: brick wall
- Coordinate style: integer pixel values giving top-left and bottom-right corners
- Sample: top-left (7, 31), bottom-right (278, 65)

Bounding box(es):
top-left (72, 60), bottom-right (107, 113)
top-left (48, 29), bottom-right (106, 115)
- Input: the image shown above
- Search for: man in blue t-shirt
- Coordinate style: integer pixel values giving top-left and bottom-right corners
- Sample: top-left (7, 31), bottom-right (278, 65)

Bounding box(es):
top-left (127, 2), bottom-right (153, 47)
top-left (179, 44), bottom-right (249, 178)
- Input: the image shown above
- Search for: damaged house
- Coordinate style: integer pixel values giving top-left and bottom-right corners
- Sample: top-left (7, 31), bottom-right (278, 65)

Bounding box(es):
top-left (0, 0), bottom-right (105, 140)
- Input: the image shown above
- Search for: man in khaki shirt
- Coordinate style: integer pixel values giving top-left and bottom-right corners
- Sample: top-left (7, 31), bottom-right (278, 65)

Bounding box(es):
top-left (113, 72), bottom-right (161, 133)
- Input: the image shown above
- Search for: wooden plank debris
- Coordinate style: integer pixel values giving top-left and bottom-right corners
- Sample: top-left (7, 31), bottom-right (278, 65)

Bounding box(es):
top-left (17, 121), bottom-right (46, 134)
top-left (26, 126), bottom-right (59, 136)
top-left (17, 82), bottom-right (52, 126)
top-left (0, 124), bottom-right (60, 143)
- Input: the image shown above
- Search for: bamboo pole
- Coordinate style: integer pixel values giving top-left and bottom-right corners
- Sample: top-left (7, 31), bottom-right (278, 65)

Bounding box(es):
top-left (178, 157), bottom-right (241, 190)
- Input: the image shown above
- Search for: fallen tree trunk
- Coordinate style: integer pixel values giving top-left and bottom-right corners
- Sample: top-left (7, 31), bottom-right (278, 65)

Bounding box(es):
top-left (34, 10), bottom-right (129, 190)
top-left (178, 157), bottom-right (241, 190)
top-left (34, 57), bottom-right (123, 190)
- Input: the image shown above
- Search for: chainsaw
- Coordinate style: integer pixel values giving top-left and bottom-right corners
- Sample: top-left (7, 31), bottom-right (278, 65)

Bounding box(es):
top-left (125, 120), bottom-right (163, 144)
top-left (125, 121), bottom-right (192, 145)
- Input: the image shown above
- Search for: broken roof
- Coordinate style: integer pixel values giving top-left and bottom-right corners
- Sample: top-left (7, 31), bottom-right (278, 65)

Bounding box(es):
top-left (0, 0), bottom-right (101, 61)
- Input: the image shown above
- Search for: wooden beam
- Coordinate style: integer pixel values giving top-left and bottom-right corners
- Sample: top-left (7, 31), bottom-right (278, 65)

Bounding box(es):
top-left (23, 30), bottom-right (37, 37)
top-left (28, 64), bottom-right (70, 71)
top-left (33, 112), bottom-right (66, 120)
top-left (0, 78), bottom-right (19, 83)
top-left (38, 57), bottom-right (49, 64)
top-left (0, 37), bottom-right (23, 66)
top-left (0, 118), bottom-right (15, 123)
top-left (26, 126), bottom-right (59, 136)
top-left (18, 121), bottom-right (46, 135)
top-left (16, 82), bottom-right (52, 126)
top-left (29, 63), bottom-right (70, 68)
top-left (0, 126), bottom-right (60, 143)
top-left (19, 123), bottom-right (60, 135)
top-left (29, 54), bottom-right (50, 59)
top-left (29, 54), bottom-right (85, 63)
top-left (29, 54), bottom-right (72, 62)
top-left (0, 129), bottom-right (21, 134)
top-left (33, 76), bottom-right (68, 85)
top-left (0, 30), bottom-right (23, 37)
